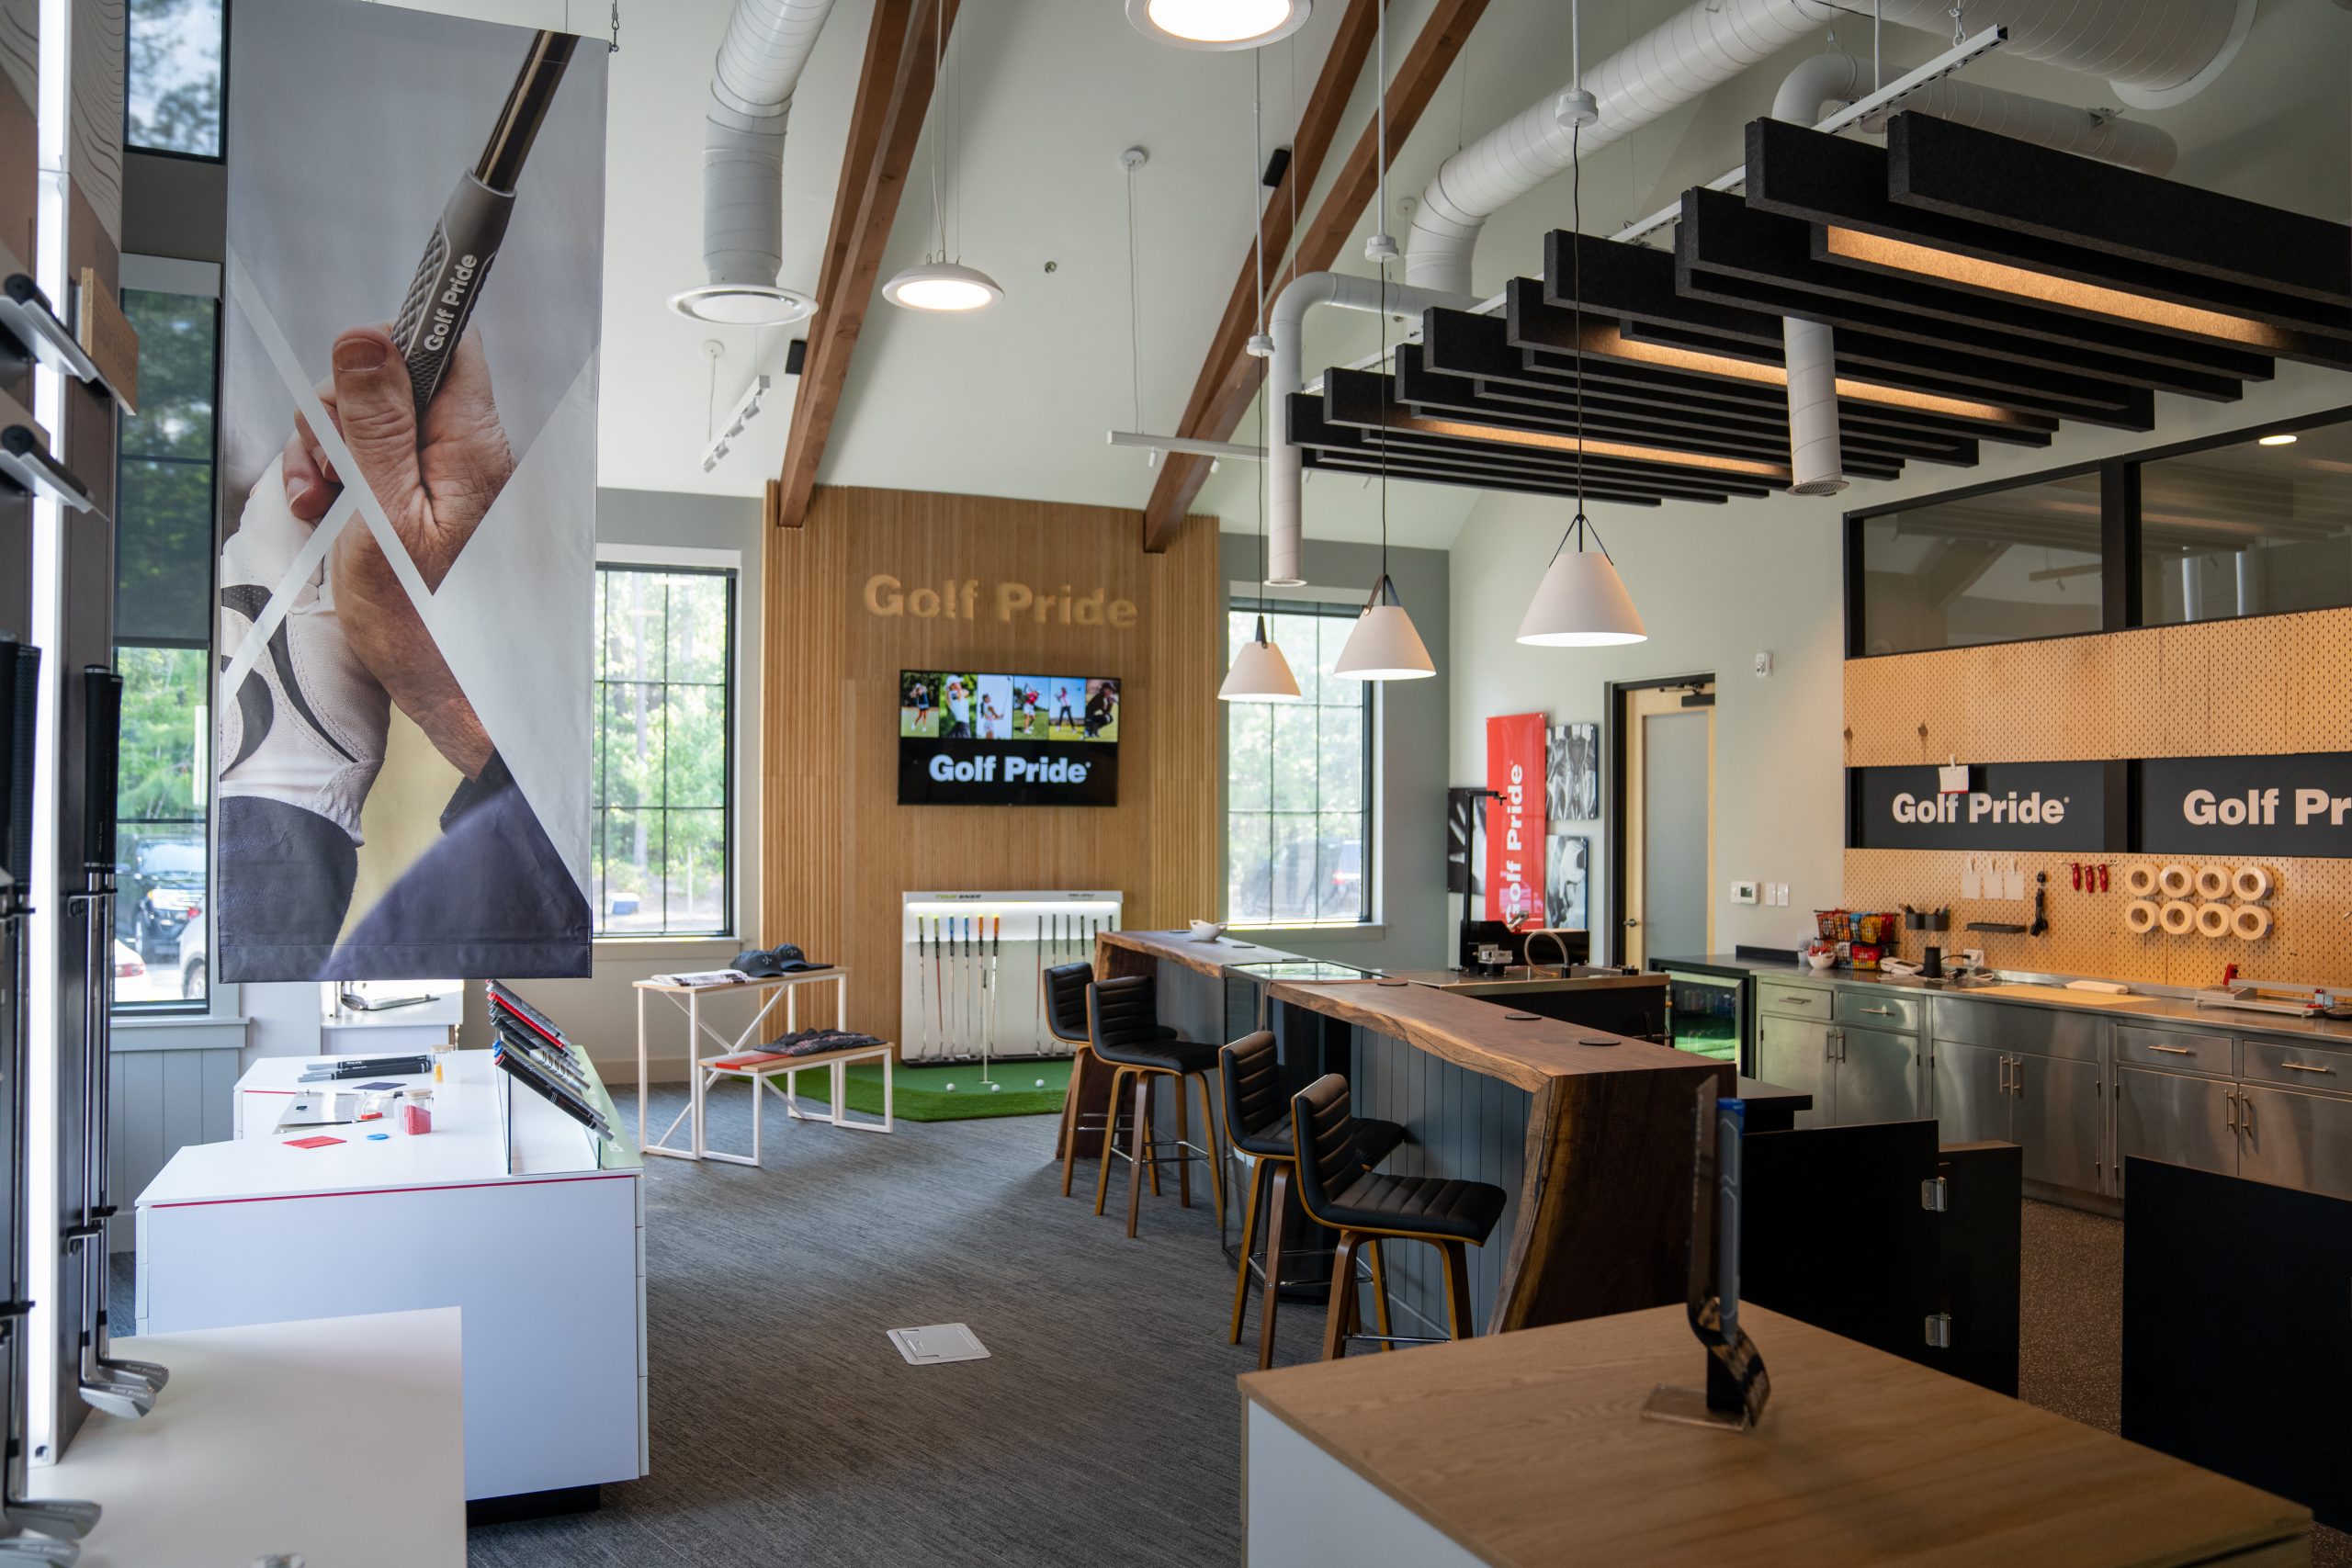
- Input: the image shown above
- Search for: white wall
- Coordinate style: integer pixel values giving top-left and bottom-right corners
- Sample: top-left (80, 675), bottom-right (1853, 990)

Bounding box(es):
top-left (1444, 366), bottom-right (2352, 963)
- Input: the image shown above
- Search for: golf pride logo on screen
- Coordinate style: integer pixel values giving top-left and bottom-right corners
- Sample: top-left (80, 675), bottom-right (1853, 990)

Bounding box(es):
top-left (925, 753), bottom-right (1092, 785)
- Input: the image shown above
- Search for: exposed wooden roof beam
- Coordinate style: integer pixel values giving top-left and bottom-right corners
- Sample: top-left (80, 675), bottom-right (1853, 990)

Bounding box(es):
top-left (768, 0), bottom-right (958, 529)
top-left (1139, 0), bottom-right (1491, 551)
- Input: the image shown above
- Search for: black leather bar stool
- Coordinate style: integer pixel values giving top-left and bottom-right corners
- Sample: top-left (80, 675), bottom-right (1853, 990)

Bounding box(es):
top-left (1220, 1032), bottom-right (1405, 1369)
top-left (1044, 962), bottom-right (1155, 1199)
top-left (1088, 976), bottom-right (1226, 1237)
top-left (1291, 1073), bottom-right (1508, 1358)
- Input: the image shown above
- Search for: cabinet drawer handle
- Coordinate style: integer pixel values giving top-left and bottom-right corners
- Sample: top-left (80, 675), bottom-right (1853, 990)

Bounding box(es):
top-left (2243, 1094), bottom-right (2256, 1134)
top-left (2279, 1061), bottom-right (2335, 1075)
top-left (2147, 1043), bottom-right (2194, 1055)
top-left (1861, 1006), bottom-right (1895, 1016)
top-left (2224, 1090), bottom-right (2237, 1130)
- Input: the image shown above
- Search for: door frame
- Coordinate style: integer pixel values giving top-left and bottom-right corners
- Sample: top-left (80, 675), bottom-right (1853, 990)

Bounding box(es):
top-left (1606, 673), bottom-right (1716, 968)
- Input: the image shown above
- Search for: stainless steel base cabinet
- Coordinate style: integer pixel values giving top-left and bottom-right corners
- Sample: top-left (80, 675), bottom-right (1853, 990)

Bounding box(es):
top-left (1838, 1024), bottom-right (1925, 1127)
top-left (1932, 1040), bottom-right (2011, 1148)
top-left (2238, 1082), bottom-right (2352, 1201)
top-left (2014, 1053), bottom-right (2104, 1194)
top-left (2116, 1066), bottom-right (2238, 1195)
top-left (1758, 1014), bottom-right (1832, 1131)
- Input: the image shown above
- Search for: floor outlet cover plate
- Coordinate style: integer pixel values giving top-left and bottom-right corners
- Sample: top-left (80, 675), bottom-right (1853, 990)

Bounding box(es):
top-left (888, 1324), bottom-right (990, 1366)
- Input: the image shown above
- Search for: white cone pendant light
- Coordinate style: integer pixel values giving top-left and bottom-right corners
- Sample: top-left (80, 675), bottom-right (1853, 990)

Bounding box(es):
top-left (882, 260), bottom-right (1002, 312)
top-left (1125, 0), bottom-right (1310, 51)
top-left (1518, 516), bottom-right (1647, 647)
top-left (1335, 575), bottom-right (1435, 681)
top-left (1220, 615), bottom-right (1301, 702)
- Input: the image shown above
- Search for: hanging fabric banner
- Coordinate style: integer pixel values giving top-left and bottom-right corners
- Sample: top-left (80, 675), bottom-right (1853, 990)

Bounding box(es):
top-left (1485, 712), bottom-right (1547, 923)
top-left (215, 1), bottom-right (605, 980)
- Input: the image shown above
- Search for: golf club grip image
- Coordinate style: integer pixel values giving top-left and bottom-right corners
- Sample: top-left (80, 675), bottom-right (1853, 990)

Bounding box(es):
top-left (389, 28), bottom-right (573, 414)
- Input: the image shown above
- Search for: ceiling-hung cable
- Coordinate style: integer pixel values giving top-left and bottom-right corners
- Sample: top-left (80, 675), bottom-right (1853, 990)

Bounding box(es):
top-left (1571, 121), bottom-right (1585, 515)
top-left (926, 0), bottom-right (947, 264)
top-left (1125, 154), bottom-right (1144, 434)
top-left (1254, 49), bottom-right (1266, 334)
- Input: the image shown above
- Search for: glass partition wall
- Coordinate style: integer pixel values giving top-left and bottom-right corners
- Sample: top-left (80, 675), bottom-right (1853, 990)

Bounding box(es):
top-left (1848, 409), bottom-right (2352, 658)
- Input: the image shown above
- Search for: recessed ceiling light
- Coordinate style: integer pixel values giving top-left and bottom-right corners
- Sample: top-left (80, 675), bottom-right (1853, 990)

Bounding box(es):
top-left (668, 283), bottom-right (818, 326)
top-left (2258, 433), bottom-right (2298, 446)
top-left (1125, 0), bottom-right (1309, 51)
top-left (882, 261), bottom-right (1004, 313)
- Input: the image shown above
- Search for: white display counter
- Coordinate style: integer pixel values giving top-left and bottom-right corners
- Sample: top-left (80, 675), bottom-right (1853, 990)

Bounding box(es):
top-left (55, 1309), bottom-right (467, 1565)
top-left (134, 1050), bottom-right (647, 1506)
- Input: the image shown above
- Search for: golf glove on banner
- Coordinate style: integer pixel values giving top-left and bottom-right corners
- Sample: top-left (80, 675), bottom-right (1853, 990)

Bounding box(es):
top-left (217, 455), bottom-right (391, 843)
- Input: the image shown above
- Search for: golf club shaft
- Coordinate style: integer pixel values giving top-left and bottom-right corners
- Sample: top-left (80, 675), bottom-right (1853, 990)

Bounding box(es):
top-left (390, 29), bottom-right (574, 414)
top-left (915, 919), bottom-right (928, 1060)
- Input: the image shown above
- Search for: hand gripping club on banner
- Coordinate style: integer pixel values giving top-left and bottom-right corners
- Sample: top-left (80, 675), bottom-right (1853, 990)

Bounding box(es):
top-left (217, 29), bottom-right (576, 708)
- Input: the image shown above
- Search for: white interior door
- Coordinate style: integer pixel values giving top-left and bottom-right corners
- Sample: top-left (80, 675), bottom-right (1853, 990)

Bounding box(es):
top-left (1622, 683), bottom-right (1714, 969)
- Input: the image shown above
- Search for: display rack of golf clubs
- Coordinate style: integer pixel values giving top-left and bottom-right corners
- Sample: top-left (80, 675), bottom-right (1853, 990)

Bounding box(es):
top-left (899, 892), bottom-right (1122, 1071)
top-left (0, 645), bottom-right (102, 1562)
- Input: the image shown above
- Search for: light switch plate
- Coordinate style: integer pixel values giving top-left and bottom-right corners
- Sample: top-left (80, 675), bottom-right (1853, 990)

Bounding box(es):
top-left (1731, 881), bottom-right (1758, 905)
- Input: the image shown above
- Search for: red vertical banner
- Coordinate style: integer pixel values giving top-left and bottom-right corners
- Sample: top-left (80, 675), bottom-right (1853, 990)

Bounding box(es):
top-left (1485, 713), bottom-right (1547, 923)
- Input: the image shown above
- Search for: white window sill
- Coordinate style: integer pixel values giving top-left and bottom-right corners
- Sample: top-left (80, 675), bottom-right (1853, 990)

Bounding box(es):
top-left (109, 1013), bottom-right (251, 1049)
top-left (1227, 923), bottom-right (1388, 943)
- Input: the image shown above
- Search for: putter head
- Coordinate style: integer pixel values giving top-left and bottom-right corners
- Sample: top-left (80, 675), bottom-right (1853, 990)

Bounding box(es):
top-left (95, 1355), bottom-right (166, 1393)
top-left (1, 1501), bottom-right (96, 1541)
top-left (75, 1374), bottom-right (154, 1420)
top-left (0, 1528), bottom-right (79, 1565)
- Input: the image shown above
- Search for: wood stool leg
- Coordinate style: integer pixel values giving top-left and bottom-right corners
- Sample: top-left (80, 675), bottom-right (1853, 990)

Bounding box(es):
top-left (1125, 1069), bottom-right (1152, 1238)
top-left (1229, 1156), bottom-right (1266, 1346)
top-left (1171, 1070), bottom-right (1193, 1209)
top-left (1322, 1230), bottom-right (1363, 1361)
top-left (1093, 1066), bottom-right (1125, 1217)
top-left (1194, 1071), bottom-right (1227, 1228)
top-left (1366, 1238), bottom-right (1393, 1351)
top-left (1058, 1048), bottom-right (1088, 1197)
top-left (1143, 1082), bottom-right (1162, 1198)
top-left (1440, 1242), bottom-right (1475, 1342)
top-left (1258, 1163), bottom-right (1292, 1371)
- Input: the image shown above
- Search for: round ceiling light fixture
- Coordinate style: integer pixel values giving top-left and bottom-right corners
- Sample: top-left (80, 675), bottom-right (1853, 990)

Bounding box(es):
top-left (881, 260), bottom-right (1004, 313)
top-left (1125, 0), bottom-right (1310, 51)
top-left (668, 283), bottom-right (818, 326)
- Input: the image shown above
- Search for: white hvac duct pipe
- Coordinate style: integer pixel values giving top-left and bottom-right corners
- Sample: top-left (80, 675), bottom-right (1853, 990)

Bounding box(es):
top-left (1770, 55), bottom-right (2182, 491)
top-left (1403, 0), bottom-right (2249, 296)
top-left (675, 0), bottom-right (838, 321)
top-left (1266, 272), bottom-right (1478, 584)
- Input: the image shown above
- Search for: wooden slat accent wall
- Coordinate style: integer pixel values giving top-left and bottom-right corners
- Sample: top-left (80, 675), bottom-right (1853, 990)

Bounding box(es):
top-left (762, 485), bottom-right (1221, 1043)
top-left (1843, 606), bottom-right (2352, 987)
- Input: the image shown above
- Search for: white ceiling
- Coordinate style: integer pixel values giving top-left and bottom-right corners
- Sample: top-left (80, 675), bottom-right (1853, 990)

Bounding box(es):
top-left (401, 0), bottom-right (2352, 551)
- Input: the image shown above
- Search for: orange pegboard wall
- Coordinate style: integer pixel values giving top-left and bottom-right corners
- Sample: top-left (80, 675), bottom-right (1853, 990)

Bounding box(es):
top-left (1841, 850), bottom-right (2352, 989)
top-left (1843, 606), bottom-right (2352, 770)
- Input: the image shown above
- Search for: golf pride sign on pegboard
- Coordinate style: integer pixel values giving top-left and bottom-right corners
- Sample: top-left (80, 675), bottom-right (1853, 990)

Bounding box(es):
top-left (1852, 753), bottom-right (2352, 856)
top-left (1849, 761), bottom-right (2120, 852)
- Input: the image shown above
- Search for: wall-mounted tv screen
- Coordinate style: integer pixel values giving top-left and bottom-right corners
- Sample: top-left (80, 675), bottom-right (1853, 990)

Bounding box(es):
top-left (898, 671), bottom-right (1120, 807)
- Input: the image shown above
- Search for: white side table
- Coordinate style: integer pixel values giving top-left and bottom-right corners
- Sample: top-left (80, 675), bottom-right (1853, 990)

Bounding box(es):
top-left (633, 969), bottom-right (851, 1160)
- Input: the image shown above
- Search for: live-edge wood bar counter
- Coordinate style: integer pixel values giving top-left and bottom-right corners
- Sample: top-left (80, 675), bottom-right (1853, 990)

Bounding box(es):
top-left (1266, 978), bottom-right (1728, 1335)
top-left (1080, 931), bottom-right (1729, 1336)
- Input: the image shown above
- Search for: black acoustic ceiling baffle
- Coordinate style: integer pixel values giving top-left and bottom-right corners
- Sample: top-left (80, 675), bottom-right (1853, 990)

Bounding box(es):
top-left (1292, 393), bottom-right (1673, 503)
top-left (1390, 342), bottom-right (1909, 481)
top-left (1320, 367), bottom-right (1784, 499)
top-left (1884, 111), bottom-right (2352, 322)
top-left (1737, 118), bottom-right (2280, 388)
top-left (1506, 277), bottom-right (2064, 443)
top-left (1419, 303), bottom-right (1986, 464)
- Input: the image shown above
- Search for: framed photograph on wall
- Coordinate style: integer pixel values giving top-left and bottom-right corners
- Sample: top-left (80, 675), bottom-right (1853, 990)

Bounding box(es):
top-left (1446, 792), bottom-right (1484, 898)
top-left (1549, 723), bottom-right (1600, 822)
top-left (1546, 833), bottom-right (1589, 930)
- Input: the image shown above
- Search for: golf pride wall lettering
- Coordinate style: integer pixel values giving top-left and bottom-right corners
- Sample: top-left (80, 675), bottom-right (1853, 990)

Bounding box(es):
top-left (862, 574), bottom-right (1139, 627)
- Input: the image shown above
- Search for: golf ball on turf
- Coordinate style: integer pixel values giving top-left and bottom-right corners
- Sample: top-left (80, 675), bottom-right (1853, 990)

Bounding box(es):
top-left (944, 1082), bottom-right (956, 1091)
top-left (1035, 1078), bottom-right (1046, 1088)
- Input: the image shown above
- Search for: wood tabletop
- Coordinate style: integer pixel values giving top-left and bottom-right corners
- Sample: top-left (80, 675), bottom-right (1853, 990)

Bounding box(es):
top-left (1267, 978), bottom-right (1705, 1095)
top-left (633, 968), bottom-right (844, 996)
top-left (1094, 927), bottom-right (1311, 979)
top-left (1239, 1303), bottom-right (2309, 1568)
top-left (1373, 965), bottom-right (1665, 995)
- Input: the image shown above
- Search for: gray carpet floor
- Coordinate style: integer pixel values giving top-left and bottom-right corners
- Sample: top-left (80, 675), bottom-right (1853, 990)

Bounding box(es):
top-left (108, 1114), bottom-right (2346, 1563)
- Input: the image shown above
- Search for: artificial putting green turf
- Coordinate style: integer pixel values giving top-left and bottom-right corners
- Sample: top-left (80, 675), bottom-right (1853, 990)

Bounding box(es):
top-left (774, 1058), bottom-right (1074, 1122)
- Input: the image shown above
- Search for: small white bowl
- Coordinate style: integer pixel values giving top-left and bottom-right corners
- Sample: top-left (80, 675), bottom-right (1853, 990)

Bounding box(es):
top-left (1805, 951), bottom-right (1838, 971)
top-left (1189, 919), bottom-right (1227, 942)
